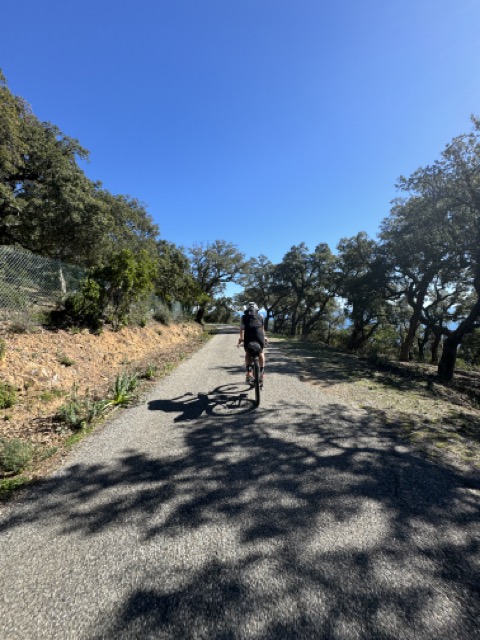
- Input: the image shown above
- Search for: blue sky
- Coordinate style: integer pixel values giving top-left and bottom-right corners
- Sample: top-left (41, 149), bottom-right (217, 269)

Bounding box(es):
top-left (2, 0), bottom-right (480, 274)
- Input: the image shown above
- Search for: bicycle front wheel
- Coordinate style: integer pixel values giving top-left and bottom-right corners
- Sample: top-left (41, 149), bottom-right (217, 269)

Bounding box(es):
top-left (253, 357), bottom-right (261, 407)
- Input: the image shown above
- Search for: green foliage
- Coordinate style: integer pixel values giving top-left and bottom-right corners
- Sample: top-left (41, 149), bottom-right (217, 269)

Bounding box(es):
top-left (153, 304), bottom-right (172, 325)
top-left (0, 382), bottom-right (16, 409)
top-left (57, 353), bottom-right (75, 367)
top-left (50, 250), bottom-right (157, 329)
top-left (204, 296), bottom-right (236, 323)
top-left (0, 72), bottom-right (159, 268)
top-left (110, 371), bottom-right (139, 406)
top-left (38, 389), bottom-right (65, 403)
top-left (50, 276), bottom-right (104, 329)
top-left (143, 364), bottom-right (157, 379)
top-left (0, 438), bottom-right (33, 474)
top-left (0, 339), bottom-right (5, 360)
top-left (188, 240), bottom-right (246, 323)
top-left (156, 240), bottom-right (200, 307)
top-left (0, 476), bottom-right (30, 501)
top-left (96, 249), bottom-right (157, 328)
top-left (57, 387), bottom-right (110, 430)
top-left (57, 399), bottom-right (86, 430)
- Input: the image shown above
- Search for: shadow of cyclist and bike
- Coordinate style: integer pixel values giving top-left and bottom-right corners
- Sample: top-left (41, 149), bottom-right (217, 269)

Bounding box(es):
top-left (148, 383), bottom-right (259, 420)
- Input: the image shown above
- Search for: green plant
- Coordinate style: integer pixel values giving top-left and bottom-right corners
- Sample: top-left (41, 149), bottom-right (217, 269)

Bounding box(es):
top-left (110, 371), bottom-right (138, 406)
top-left (0, 476), bottom-right (30, 501)
top-left (69, 326), bottom-right (82, 335)
top-left (96, 249), bottom-right (157, 329)
top-left (153, 305), bottom-right (172, 325)
top-left (57, 398), bottom-right (85, 429)
top-left (50, 276), bottom-right (105, 330)
top-left (0, 438), bottom-right (33, 474)
top-left (57, 393), bottom-right (109, 430)
top-left (0, 382), bottom-right (17, 409)
top-left (57, 353), bottom-right (75, 367)
top-left (144, 364), bottom-right (157, 379)
top-left (38, 389), bottom-right (65, 403)
top-left (0, 338), bottom-right (5, 360)
top-left (35, 446), bottom-right (58, 462)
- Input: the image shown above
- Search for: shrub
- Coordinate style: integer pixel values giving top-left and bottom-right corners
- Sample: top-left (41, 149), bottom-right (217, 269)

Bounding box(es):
top-left (0, 382), bottom-right (17, 409)
top-left (57, 353), bottom-right (75, 367)
top-left (49, 276), bottom-right (105, 330)
top-left (0, 339), bottom-right (5, 360)
top-left (57, 396), bottom-right (109, 430)
top-left (39, 389), bottom-right (65, 403)
top-left (98, 249), bottom-right (157, 328)
top-left (153, 305), bottom-right (172, 325)
top-left (143, 364), bottom-right (157, 379)
top-left (0, 438), bottom-right (33, 474)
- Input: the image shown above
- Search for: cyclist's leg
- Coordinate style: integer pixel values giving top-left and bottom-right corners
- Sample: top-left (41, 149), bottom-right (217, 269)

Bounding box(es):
top-left (259, 349), bottom-right (265, 382)
top-left (245, 350), bottom-right (253, 381)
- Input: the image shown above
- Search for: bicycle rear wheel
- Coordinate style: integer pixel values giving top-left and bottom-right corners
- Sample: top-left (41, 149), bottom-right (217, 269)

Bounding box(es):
top-left (253, 357), bottom-right (261, 407)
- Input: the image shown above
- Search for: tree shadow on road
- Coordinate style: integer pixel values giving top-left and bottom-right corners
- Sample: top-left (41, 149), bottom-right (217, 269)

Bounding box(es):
top-left (1, 400), bottom-right (479, 639)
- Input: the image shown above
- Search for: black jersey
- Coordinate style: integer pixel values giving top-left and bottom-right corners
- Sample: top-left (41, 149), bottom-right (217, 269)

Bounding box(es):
top-left (241, 312), bottom-right (265, 348)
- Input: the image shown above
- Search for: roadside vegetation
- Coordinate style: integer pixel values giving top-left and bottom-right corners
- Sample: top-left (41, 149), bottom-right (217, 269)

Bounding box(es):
top-left (0, 324), bottom-right (212, 502)
top-left (279, 338), bottom-right (480, 474)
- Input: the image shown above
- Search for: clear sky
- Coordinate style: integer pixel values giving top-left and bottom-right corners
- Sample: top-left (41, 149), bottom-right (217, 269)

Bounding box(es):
top-left (2, 0), bottom-right (480, 270)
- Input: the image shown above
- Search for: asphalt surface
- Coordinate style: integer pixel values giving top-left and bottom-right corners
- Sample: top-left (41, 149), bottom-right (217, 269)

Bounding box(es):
top-left (0, 326), bottom-right (479, 639)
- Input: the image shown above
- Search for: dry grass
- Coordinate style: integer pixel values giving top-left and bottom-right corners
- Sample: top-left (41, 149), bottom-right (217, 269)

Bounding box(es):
top-left (279, 339), bottom-right (480, 474)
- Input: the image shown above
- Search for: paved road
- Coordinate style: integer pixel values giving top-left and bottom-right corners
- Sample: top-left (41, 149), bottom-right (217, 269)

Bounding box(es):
top-left (0, 327), bottom-right (479, 639)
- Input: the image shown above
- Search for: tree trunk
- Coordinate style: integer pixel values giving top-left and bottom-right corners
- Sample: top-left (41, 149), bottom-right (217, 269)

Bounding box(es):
top-left (437, 296), bottom-right (480, 382)
top-left (347, 321), bottom-right (380, 352)
top-left (399, 307), bottom-right (423, 362)
top-left (437, 336), bottom-right (458, 383)
top-left (290, 310), bottom-right (297, 337)
top-left (430, 331), bottom-right (442, 365)
top-left (417, 326), bottom-right (430, 362)
top-left (195, 306), bottom-right (205, 324)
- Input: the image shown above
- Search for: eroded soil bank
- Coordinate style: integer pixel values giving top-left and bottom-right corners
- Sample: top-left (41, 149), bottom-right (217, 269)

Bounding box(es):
top-left (0, 321), bottom-right (206, 487)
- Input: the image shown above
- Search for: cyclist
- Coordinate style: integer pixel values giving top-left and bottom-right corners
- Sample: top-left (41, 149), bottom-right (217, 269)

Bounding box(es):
top-left (238, 302), bottom-right (267, 384)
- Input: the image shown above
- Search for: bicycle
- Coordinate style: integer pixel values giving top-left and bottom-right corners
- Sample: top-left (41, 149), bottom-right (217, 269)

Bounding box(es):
top-left (241, 340), bottom-right (264, 407)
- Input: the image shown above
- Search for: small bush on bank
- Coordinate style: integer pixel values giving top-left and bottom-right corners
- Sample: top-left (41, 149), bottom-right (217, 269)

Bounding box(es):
top-left (0, 382), bottom-right (17, 409)
top-left (153, 304), bottom-right (172, 325)
top-left (0, 438), bottom-right (33, 474)
top-left (57, 386), bottom-right (110, 430)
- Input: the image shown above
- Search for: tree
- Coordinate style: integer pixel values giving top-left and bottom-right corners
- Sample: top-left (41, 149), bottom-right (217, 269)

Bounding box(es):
top-left (0, 71), bottom-right (160, 268)
top-left (381, 188), bottom-right (463, 362)
top-left (155, 240), bottom-right (201, 308)
top-left (204, 297), bottom-right (236, 323)
top-left (96, 249), bottom-right (157, 327)
top-left (95, 191), bottom-right (159, 264)
top-left (188, 240), bottom-right (247, 324)
top-left (336, 233), bottom-right (388, 351)
top-left (397, 116), bottom-right (480, 381)
top-left (273, 243), bottom-right (336, 337)
top-left (239, 255), bottom-right (288, 331)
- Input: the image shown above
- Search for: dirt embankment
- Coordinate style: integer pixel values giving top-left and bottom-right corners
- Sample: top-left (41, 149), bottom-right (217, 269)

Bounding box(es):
top-left (0, 321), bottom-right (205, 454)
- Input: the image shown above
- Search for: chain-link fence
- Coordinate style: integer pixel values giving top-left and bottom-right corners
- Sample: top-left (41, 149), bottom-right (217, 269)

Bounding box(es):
top-left (0, 245), bottom-right (86, 322)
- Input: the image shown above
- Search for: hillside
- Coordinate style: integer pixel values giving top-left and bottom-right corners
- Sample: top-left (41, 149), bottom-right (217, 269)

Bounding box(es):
top-left (0, 321), bottom-right (206, 490)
